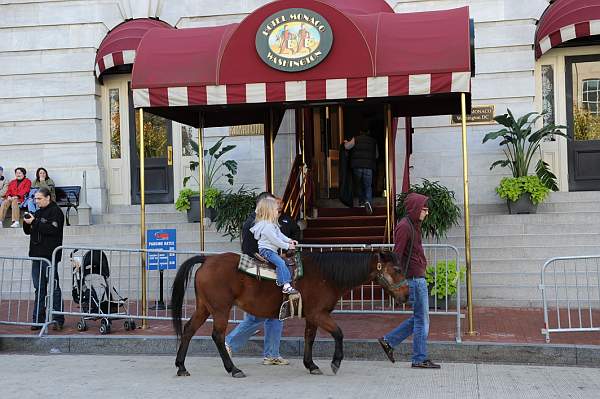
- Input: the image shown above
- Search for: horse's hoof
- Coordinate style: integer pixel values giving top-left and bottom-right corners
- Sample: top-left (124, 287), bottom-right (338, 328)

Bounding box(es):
top-left (309, 368), bottom-right (323, 375)
top-left (331, 362), bottom-right (340, 375)
top-left (231, 370), bottom-right (246, 378)
top-left (177, 370), bottom-right (191, 377)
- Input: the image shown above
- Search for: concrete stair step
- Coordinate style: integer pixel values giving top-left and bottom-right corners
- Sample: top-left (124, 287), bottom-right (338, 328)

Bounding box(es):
top-left (460, 212), bottom-right (600, 226)
top-left (448, 223), bottom-right (600, 236)
top-left (442, 233), bottom-right (600, 248)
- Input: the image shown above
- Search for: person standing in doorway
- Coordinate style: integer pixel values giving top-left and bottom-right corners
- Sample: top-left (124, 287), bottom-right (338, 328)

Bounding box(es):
top-left (377, 192), bottom-right (441, 369)
top-left (23, 187), bottom-right (65, 331)
top-left (226, 192), bottom-right (291, 366)
top-left (344, 126), bottom-right (378, 215)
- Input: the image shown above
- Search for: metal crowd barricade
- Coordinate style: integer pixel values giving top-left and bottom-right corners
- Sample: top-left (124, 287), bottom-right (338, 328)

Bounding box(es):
top-left (297, 243), bottom-right (464, 342)
top-left (541, 255), bottom-right (600, 343)
top-left (47, 246), bottom-right (245, 335)
top-left (0, 255), bottom-right (53, 336)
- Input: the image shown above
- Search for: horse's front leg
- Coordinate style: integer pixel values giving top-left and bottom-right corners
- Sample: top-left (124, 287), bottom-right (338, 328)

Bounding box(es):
top-left (314, 313), bottom-right (344, 374)
top-left (303, 321), bottom-right (322, 375)
top-left (211, 312), bottom-right (246, 378)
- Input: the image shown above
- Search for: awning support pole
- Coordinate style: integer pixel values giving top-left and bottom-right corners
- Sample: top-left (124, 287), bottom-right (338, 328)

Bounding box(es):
top-left (198, 115), bottom-right (205, 251)
top-left (384, 104), bottom-right (392, 243)
top-left (460, 92), bottom-right (476, 335)
top-left (138, 109), bottom-right (148, 329)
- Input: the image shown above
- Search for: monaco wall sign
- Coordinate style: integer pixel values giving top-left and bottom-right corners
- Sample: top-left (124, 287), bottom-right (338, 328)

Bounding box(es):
top-left (255, 8), bottom-right (333, 72)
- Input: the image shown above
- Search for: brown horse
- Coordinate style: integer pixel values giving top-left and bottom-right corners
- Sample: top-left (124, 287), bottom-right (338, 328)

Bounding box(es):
top-left (171, 250), bottom-right (408, 378)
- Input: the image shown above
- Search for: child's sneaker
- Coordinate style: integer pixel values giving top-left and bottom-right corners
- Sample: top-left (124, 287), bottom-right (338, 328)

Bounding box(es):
top-left (282, 285), bottom-right (298, 295)
top-left (263, 357), bottom-right (290, 365)
top-left (10, 221), bottom-right (19, 228)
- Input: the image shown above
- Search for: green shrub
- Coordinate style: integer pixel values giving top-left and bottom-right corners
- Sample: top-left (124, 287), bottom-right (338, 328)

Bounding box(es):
top-left (204, 187), bottom-right (221, 209)
top-left (425, 260), bottom-right (466, 300)
top-left (396, 179), bottom-right (460, 241)
top-left (175, 188), bottom-right (199, 212)
top-left (214, 187), bottom-right (257, 240)
top-left (496, 175), bottom-right (550, 205)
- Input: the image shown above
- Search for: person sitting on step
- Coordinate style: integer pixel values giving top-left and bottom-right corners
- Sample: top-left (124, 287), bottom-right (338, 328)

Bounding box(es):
top-left (250, 197), bottom-right (299, 295)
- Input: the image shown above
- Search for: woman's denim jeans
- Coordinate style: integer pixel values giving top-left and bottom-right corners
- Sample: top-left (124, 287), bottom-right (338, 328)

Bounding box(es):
top-left (383, 277), bottom-right (429, 364)
top-left (259, 248), bottom-right (292, 286)
top-left (226, 314), bottom-right (283, 358)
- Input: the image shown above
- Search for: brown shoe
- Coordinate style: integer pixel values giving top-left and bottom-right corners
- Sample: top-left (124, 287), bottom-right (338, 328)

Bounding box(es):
top-left (378, 337), bottom-right (395, 363)
top-left (52, 322), bottom-right (64, 331)
top-left (411, 359), bottom-right (441, 369)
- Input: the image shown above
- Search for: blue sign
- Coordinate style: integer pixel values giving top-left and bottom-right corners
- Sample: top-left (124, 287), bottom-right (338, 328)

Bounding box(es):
top-left (146, 229), bottom-right (176, 270)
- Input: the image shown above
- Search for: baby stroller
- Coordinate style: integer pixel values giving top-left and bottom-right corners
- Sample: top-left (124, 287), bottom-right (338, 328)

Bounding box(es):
top-left (70, 249), bottom-right (135, 334)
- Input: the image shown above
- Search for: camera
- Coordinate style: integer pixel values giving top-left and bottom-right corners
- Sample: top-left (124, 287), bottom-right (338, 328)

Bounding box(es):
top-left (23, 212), bottom-right (33, 220)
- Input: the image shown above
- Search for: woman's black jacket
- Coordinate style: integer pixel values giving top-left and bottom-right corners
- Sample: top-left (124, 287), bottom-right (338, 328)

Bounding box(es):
top-left (23, 201), bottom-right (64, 262)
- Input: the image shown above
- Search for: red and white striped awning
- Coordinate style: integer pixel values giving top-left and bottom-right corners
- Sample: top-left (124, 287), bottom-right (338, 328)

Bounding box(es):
top-left (536, 0), bottom-right (600, 59)
top-left (94, 18), bottom-right (171, 78)
top-left (133, 73), bottom-right (471, 108)
top-left (130, 1), bottom-right (472, 113)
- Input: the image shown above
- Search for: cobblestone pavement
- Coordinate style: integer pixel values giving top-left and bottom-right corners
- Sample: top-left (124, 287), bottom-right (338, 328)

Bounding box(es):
top-left (2, 354), bottom-right (600, 399)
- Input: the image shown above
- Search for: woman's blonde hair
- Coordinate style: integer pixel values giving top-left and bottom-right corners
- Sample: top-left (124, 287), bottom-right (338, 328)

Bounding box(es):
top-left (255, 197), bottom-right (279, 224)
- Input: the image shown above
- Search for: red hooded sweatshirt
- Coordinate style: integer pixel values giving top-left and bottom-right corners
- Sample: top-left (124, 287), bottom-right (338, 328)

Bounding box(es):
top-left (393, 192), bottom-right (428, 278)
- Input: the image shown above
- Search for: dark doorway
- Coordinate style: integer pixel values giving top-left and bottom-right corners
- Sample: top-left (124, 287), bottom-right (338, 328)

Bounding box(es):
top-left (128, 86), bottom-right (174, 204)
top-left (566, 55), bottom-right (600, 191)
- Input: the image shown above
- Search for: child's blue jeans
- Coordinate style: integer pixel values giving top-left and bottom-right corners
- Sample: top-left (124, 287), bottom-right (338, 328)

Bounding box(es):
top-left (259, 248), bottom-right (292, 286)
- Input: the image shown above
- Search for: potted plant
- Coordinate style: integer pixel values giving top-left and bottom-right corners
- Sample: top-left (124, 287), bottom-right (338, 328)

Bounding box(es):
top-left (483, 110), bottom-right (566, 213)
top-left (178, 137), bottom-right (238, 222)
top-left (396, 179), bottom-right (461, 241)
top-left (425, 260), bottom-right (465, 309)
top-left (496, 175), bottom-right (550, 214)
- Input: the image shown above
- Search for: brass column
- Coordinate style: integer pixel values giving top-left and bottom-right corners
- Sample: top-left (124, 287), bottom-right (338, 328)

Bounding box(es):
top-left (198, 117), bottom-right (205, 251)
top-left (460, 93), bottom-right (476, 335)
top-left (301, 108), bottom-right (307, 222)
top-left (270, 109), bottom-right (275, 192)
top-left (138, 109), bottom-right (148, 329)
top-left (384, 104), bottom-right (392, 243)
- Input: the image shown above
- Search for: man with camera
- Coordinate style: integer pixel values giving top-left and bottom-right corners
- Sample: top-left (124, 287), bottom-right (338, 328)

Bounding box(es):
top-left (23, 187), bottom-right (65, 331)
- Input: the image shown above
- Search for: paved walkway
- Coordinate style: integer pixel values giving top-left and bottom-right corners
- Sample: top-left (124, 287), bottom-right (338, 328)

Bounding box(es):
top-left (2, 354), bottom-right (599, 399)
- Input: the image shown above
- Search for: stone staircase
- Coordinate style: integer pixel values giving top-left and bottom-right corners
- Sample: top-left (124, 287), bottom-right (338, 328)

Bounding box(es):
top-left (444, 191), bottom-right (600, 307)
top-left (0, 204), bottom-right (240, 258)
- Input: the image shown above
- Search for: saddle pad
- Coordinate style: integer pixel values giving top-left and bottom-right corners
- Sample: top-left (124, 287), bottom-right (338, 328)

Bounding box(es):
top-left (238, 254), bottom-right (277, 281)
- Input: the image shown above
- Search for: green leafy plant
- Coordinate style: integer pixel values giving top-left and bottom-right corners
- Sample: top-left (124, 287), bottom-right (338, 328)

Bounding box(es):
top-left (214, 187), bottom-right (257, 240)
top-left (496, 175), bottom-right (550, 205)
top-left (425, 260), bottom-right (466, 300)
top-left (396, 179), bottom-right (461, 241)
top-left (175, 188), bottom-right (199, 212)
top-left (204, 187), bottom-right (221, 209)
top-left (184, 137), bottom-right (238, 188)
top-left (482, 109), bottom-right (566, 191)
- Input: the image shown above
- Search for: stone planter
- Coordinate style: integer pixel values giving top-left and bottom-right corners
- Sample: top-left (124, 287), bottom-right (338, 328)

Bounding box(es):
top-left (187, 195), bottom-right (201, 223)
top-left (507, 195), bottom-right (537, 214)
top-left (187, 195), bottom-right (217, 223)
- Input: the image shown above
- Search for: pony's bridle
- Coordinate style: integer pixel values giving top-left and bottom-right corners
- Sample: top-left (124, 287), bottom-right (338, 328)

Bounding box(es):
top-left (375, 261), bottom-right (408, 291)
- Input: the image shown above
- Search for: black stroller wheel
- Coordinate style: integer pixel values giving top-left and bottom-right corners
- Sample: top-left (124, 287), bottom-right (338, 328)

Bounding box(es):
top-left (77, 319), bottom-right (87, 332)
top-left (99, 319), bottom-right (111, 335)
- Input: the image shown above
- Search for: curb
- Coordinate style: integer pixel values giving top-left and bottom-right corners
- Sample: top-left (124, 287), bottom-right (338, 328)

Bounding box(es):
top-left (2, 335), bottom-right (599, 367)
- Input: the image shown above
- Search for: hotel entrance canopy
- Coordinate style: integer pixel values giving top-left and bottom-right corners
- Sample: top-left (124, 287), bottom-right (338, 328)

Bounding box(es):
top-left (129, 0), bottom-right (473, 127)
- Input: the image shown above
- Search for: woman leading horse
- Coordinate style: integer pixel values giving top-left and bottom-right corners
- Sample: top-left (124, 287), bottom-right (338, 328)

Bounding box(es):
top-left (171, 250), bottom-right (409, 378)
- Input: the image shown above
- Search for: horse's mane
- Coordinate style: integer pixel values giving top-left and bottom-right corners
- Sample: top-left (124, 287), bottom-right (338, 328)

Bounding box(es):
top-left (304, 251), bottom-right (376, 289)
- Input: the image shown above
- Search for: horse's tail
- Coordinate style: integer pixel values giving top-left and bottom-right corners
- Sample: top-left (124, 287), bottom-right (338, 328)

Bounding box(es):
top-left (171, 255), bottom-right (206, 338)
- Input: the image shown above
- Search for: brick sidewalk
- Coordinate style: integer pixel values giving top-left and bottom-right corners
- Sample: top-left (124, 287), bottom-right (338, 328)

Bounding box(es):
top-left (1, 306), bottom-right (599, 345)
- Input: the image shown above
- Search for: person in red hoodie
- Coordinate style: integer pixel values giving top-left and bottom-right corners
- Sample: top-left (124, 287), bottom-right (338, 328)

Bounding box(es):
top-left (0, 167), bottom-right (32, 228)
top-left (377, 192), bottom-right (441, 369)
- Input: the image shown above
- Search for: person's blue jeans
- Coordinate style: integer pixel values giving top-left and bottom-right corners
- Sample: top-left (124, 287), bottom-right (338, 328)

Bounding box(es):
top-left (259, 248), bottom-right (291, 286)
top-left (31, 260), bottom-right (64, 324)
top-left (383, 277), bottom-right (429, 364)
top-left (226, 313), bottom-right (283, 358)
top-left (352, 168), bottom-right (373, 204)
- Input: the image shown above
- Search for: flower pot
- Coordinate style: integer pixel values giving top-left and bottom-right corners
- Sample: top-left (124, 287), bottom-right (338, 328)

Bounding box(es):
top-left (204, 206), bottom-right (217, 222)
top-left (187, 195), bottom-right (201, 223)
top-left (428, 294), bottom-right (457, 310)
top-left (507, 195), bottom-right (537, 214)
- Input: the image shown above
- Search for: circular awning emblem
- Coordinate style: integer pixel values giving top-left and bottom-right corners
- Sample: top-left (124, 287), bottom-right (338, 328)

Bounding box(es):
top-left (255, 8), bottom-right (333, 72)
